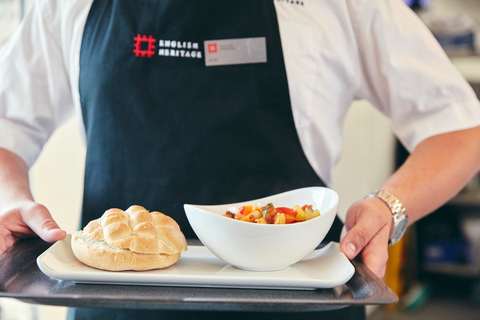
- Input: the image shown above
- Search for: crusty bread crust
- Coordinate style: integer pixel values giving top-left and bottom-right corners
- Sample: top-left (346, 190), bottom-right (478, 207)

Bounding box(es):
top-left (71, 205), bottom-right (187, 271)
top-left (71, 231), bottom-right (181, 271)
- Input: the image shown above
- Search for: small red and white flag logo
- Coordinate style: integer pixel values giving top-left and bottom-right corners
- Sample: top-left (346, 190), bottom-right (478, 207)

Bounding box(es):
top-left (208, 43), bottom-right (218, 54)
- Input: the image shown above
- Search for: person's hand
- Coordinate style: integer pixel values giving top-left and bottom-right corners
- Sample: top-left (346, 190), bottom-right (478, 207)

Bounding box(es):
top-left (0, 200), bottom-right (66, 254)
top-left (339, 197), bottom-right (393, 278)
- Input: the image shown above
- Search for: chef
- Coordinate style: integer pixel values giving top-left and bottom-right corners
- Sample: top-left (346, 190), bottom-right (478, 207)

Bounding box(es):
top-left (1, 0), bottom-right (480, 319)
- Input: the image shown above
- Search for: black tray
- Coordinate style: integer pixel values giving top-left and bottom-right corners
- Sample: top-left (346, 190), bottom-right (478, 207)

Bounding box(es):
top-left (0, 238), bottom-right (397, 312)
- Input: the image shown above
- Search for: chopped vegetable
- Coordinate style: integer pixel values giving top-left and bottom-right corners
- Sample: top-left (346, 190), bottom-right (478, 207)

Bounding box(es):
top-left (225, 203), bottom-right (320, 224)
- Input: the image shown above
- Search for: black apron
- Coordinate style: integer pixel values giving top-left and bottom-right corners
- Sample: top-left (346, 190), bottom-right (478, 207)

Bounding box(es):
top-left (72, 0), bottom-right (362, 319)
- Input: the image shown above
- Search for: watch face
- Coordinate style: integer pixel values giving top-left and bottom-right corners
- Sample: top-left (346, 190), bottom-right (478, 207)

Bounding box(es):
top-left (390, 215), bottom-right (408, 245)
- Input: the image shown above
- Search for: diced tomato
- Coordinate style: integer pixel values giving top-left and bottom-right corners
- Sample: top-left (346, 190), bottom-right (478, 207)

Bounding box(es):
top-left (277, 207), bottom-right (296, 216)
top-left (227, 203), bottom-right (314, 224)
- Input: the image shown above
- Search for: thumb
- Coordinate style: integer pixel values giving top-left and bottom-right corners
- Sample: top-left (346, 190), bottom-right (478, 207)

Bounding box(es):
top-left (24, 204), bottom-right (67, 243)
top-left (340, 216), bottom-right (383, 260)
top-left (339, 198), bottom-right (392, 260)
top-left (339, 225), bottom-right (358, 259)
top-left (37, 219), bottom-right (67, 243)
top-left (339, 215), bottom-right (390, 262)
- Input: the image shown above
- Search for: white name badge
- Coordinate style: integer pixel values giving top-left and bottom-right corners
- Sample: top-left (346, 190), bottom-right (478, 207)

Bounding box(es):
top-left (204, 37), bottom-right (267, 67)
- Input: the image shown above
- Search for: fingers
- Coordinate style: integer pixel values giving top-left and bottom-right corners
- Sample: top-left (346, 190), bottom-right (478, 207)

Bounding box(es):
top-left (0, 201), bottom-right (66, 256)
top-left (341, 220), bottom-right (386, 259)
top-left (340, 202), bottom-right (389, 258)
top-left (339, 198), bottom-right (393, 278)
top-left (0, 225), bottom-right (16, 254)
top-left (358, 225), bottom-right (390, 278)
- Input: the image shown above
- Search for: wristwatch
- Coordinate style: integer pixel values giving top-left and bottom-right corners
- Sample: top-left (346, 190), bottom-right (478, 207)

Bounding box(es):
top-left (365, 190), bottom-right (409, 245)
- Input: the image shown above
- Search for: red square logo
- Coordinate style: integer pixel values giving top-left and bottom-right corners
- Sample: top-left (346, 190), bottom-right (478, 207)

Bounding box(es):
top-left (208, 43), bottom-right (218, 53)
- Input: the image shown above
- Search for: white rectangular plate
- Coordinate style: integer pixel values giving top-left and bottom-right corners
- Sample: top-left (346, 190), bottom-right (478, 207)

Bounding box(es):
top-left (37, 235), bottom-right (354, 290)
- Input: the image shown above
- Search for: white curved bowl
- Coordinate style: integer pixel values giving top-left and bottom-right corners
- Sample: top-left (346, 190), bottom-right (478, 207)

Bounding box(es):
top-left (184, 187), bottom-right (339, 271)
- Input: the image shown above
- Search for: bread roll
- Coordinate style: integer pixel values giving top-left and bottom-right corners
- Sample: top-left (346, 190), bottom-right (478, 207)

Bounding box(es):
top-left (71, 205), bottom-right (187, 271)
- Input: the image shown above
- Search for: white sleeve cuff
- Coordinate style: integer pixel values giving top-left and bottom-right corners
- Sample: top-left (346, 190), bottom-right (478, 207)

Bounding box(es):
top-left (0, 118), bottom-right (46, 168)
top-left (394, 97), bottom-right (480, 152)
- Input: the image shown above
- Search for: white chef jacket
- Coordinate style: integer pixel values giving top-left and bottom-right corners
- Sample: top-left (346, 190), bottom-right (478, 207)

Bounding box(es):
top-left (1, 0), bottom-right (479, 186)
